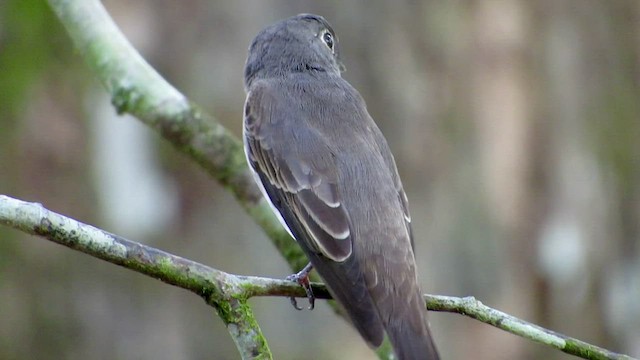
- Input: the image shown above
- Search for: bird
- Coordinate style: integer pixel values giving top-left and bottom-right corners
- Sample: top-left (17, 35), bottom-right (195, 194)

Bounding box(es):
top-left (242, 13), bottom-right (440, 360)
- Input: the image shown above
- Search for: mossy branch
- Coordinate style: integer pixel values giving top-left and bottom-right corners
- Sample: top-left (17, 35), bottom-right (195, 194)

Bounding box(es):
top-left (46, 0), bottom-right (307, 273)
top-left (1, 195), bottom-right (634, 360)
top-left (0, 195), bottom-right (275, 359)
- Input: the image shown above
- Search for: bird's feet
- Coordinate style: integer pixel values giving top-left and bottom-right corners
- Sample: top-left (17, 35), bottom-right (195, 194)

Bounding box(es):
top-left (286, 263), bottom-right (314, 310)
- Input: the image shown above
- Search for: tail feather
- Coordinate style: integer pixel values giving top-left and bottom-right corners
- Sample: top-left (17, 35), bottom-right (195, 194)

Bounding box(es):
top-left (300, 245), bottom-right (441, 359)
top-left (306, 251), bottom-right (386, 347)
top-left (384, 292), bottom-right (440, 360)
top-left (363, 248), bottom-right (440, 360)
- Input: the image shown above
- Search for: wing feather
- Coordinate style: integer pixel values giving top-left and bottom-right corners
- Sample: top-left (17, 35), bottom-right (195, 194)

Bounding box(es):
top-left (243, 87), bottom-right (352, 262)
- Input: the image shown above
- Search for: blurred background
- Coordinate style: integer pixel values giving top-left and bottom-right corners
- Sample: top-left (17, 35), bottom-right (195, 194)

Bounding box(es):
top-left (1, 0), bottom-right (639, 359)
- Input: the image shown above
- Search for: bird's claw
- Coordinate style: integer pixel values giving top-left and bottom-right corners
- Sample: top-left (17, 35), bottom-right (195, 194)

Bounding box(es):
top-left (286, 264), bottom-right (315, 310)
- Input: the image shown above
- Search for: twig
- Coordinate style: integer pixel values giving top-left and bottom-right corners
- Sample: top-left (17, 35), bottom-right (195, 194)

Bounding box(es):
top-left (0, 195), bottom-right (634, 360)
top-left (427, 295), bottom-right (634, 360)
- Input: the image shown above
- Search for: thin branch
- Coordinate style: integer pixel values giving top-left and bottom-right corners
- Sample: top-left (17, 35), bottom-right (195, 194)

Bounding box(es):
top-left (427, 295), bottom-right (634, 360)
top-left (0, 195), bottom-right (634, 360)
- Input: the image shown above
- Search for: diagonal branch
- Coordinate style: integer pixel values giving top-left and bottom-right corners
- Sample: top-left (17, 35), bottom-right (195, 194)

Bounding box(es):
top-left (0, 195), bottom-right (634, 360)
top-left (46, 0), bottom-right (308, 273)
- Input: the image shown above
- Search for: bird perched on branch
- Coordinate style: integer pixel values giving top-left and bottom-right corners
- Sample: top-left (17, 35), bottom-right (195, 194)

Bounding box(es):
top-left (243, 13), bottom-right (440, 360)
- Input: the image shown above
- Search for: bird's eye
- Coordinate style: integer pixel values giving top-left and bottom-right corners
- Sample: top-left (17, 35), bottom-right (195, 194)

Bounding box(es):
top-left (321, 31), bottom-right (334, 50)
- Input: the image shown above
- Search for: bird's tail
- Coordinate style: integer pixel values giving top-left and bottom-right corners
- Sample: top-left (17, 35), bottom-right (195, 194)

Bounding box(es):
top-left (309, 251), bottom-right (440, 359)
top-left (365, 270), bottom-right (440, 360)
top-left (383, 290), bottom-right (440, 360)
top-left (308, 253), bottom-right (387, 347)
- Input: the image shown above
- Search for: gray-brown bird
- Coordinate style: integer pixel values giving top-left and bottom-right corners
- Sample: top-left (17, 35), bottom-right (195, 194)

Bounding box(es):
top-left (243, 14), bottom-right (440, 360)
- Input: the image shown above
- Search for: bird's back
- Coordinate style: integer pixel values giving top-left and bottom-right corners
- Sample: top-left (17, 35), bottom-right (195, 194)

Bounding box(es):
top-left (258, 74), bottom-right (439, 359)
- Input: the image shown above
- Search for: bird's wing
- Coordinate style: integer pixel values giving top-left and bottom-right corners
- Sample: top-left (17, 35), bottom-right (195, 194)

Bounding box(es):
top-left (243, 82), bottom-right (385, 346)
top-left (370, 127), bottom-right (415, 250)
top-left (243, 85), bottom-right (352, 262)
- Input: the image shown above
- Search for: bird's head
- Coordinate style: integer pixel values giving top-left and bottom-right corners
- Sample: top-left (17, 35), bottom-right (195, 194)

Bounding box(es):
top-left (244, 14), bottom-right (345, 88)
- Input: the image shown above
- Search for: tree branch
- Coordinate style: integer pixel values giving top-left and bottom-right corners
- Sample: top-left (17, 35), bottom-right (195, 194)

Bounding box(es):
top-left (0, 195), bottom-right (274, 359)
top-left (426, 296), bottom-right (634, 360)
top-left (1, 195), bottom-right (634, 360)
top-left (46, 0), bottom-right (308, 273)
